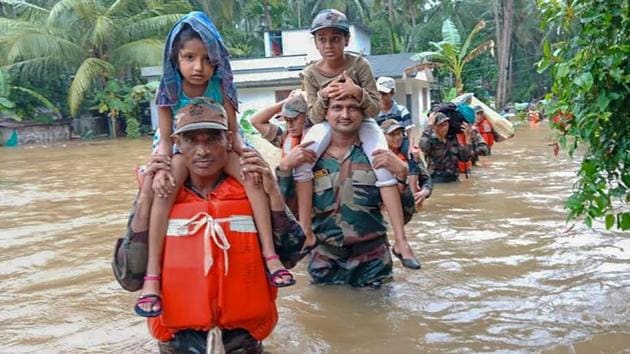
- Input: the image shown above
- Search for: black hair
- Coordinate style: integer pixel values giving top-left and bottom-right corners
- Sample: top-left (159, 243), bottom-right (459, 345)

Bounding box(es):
top-left (170, 24), bottom-right (203, 67)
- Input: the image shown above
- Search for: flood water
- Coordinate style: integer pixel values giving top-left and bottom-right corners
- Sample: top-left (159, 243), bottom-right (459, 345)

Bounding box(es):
top-left (1, 123), bottom-right (629, 353)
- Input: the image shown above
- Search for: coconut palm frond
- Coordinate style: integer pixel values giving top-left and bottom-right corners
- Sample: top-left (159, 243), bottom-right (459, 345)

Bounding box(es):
top-left (105, 0), bottom-right (144, 17)
top-left (109, 39), bottom-right (164, 68)
top-left (459, 20), bottom-right (486, 62)
top-left (6, 31), bottom-right (84, 65)
top-left (3, 57), bottom-right (67, 80)
top-left (0, 17), bottom-right (42, 34)
top-left (68, 57), bottom-right (114, 116)
top-left (47, 0), bottom-right (87, 27)
top-left (441, 18), bottom-right (460, 47)
top-left (1, 0), bottom-right (50, 24)
top-left (133, 1), bottom-right (190, 20)
top-left (12, 86), bottom-right (59, 114)
top-left (462, 40), bottom-right (494, 64)
top-left (125, 14), bottom-right (186, 41)
top-left (89, 15), bottom-right (114, 49)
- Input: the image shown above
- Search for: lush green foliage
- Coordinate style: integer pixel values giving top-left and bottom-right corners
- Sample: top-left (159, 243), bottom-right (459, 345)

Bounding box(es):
top-left (0, 68), bottom-right (58, 121)
top-left (93, 79), bottom-right (157, 138)
top-left (537, 0), bottom-right (629, 230)
top-left (0, 0), bottom-right (188, 116)
top-left (411, 18), bottom-right (494, 94)
top-left (0, 0), bottom-right (548, 125)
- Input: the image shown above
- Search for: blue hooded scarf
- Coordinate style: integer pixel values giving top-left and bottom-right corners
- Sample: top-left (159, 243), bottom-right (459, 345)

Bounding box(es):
top-left (156, 11), bottom-right (238, 111)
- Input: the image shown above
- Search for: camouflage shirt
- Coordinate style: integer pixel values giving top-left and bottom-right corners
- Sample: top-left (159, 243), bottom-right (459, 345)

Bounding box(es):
top-left (471, 129), bottom-right (490, 157)
top-left (260, 120), bottom-right (286, 149)
top-left (410, 157), bottom-right (433, 197)
top-left (307, 144), bottom-right (415, 286)
top-left (419, 124), bottom-right (473, 180)
top-left (311, 144), bottom-right (414, 247)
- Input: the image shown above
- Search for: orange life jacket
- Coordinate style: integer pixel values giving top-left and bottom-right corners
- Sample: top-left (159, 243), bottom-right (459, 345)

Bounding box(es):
top-left (456, 133), bottom-right (471, 176)
top-left (474, 118), bottom-right (494, 147)
top-left (395, 151), bottom-right (407, 163)
top-left (281, 134), bottom-right (302, 158)
top-left (148, 177), bottom-right (278, 342)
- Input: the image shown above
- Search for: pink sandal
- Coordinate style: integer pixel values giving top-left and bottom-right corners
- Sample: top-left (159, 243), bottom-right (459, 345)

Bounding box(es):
top-left (264, 255), bottom-right (295, 288)
top-left (134, 275), bottom-right (162, 317)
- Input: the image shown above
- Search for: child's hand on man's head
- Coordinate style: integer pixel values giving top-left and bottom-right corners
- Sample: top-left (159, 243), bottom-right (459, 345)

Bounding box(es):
top-left (326, 71), bottom-right (361, 100)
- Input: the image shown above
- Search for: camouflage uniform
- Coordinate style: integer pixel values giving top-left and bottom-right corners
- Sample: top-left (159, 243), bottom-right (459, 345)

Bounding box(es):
top-left (409, 157), bottom-right (433, 197)
top-left (308, 144), bottom-right (414, 286)
top-left (470, 129), bottom-right (490, 165)
top-left (419, 124), bottom-right (473, 183)
top-left (260, 121), bottom-right (286, 149)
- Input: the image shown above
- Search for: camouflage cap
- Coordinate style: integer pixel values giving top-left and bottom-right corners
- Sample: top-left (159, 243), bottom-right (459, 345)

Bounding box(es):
top-left (310, 9), bottom-right (350, 34)
top-left (376, 76), bottom-right (396, 93)
top-left (474, 105), bottom-right (484, 113)
top-left (434, 112), bottom-right (450, 125)
top-left (281, 91), bottom-right (308, 119)
top-left (172, 97), bottom-right (228, 136)
top-left (380, 119), bottom-right (404, 134)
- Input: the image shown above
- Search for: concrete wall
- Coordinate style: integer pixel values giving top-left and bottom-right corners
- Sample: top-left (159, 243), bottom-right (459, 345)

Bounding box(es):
top-left (238, 85), bottom-right (298, 115)
top-left (0, 121), bottom-right (71, 145)
top-left (264, 26), bottom-right (371, 59)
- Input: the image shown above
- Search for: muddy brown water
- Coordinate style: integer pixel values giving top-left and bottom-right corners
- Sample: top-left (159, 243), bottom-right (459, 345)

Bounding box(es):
top-left (1, 123), bottom-right (629, 353)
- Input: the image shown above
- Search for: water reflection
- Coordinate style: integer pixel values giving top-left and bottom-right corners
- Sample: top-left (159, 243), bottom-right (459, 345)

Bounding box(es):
top-left (0, 125), bottom-right (628, 353)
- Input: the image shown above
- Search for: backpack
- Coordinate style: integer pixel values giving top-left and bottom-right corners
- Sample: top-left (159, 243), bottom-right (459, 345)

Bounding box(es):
top-left (111, 196), bottom-right (148, 292)
top-left (432, 102), bottom-right (466, 138)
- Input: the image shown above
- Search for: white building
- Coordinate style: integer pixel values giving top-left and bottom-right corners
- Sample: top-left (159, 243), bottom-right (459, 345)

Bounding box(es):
top-left (141, 25), bottom-right (435, 129)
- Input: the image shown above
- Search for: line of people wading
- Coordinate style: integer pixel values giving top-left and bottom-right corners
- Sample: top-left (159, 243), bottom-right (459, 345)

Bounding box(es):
top-left (112, 8), bottom-right (506, 353)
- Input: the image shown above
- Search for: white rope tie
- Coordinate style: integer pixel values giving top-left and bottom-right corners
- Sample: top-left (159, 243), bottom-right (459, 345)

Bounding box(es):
top-left (179, 212), bottom-right (232, 276)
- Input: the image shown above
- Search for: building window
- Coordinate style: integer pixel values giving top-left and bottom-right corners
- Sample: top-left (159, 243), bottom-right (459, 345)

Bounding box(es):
top-left (275, 90), bottom-right (292, 102)
top-left (269, 31), bottom-right (283, 57)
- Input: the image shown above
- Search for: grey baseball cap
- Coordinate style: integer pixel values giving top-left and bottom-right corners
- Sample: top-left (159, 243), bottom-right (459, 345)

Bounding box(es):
top-left (280, 93), bottom-right (307, 119)
top-left (376, 76), bottom-right (395, 93)
top-left (310, 9), bottom-right (350, 34)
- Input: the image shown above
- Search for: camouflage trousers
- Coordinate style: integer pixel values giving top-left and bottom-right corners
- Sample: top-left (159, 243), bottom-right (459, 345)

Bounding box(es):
top-left (308, 237), bottom-right (393, 287)
top-left (158, 328), bottom-right (263, 354)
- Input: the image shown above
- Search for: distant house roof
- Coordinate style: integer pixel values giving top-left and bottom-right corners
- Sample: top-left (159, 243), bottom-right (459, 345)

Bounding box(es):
top-left (140, 52), bottom-right (431, 89)
top-left (368, 53), bottom-right (418, 79)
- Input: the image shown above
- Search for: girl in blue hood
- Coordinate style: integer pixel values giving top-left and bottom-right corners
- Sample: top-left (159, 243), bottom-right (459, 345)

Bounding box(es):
top-left (136, 11), bottom-right (294, 318)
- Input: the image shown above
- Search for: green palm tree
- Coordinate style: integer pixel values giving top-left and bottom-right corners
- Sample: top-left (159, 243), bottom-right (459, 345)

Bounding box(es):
top-left (411, 18), bottom-right (494, 94)
top-left (0, 0), bottom-right (190, 116)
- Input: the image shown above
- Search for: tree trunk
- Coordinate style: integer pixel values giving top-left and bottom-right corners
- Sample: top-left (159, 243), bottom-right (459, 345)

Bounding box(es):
top-left (506, 43), bottom-right (514, 102)
top-left (388, 0), bottom-right (394, 22)
top-left (263, 0), bottom-right (273, 31)
top-left (494, 0), bottom-right (513, 110)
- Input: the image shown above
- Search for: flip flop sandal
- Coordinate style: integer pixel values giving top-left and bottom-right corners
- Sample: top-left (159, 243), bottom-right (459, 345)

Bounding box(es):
top-left (265, 255), bottom-right (296, 288)
top-left (134, 294), bottom-right (162, 317)
top-left (268, 269), bottom-right (296, 288)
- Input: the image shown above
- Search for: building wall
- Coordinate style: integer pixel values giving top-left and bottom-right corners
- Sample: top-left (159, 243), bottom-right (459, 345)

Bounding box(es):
top-left (238, 85), bottom-right (299, 115)
top-left (0, 121), bottom-right (71, 145)
top-left (264, 26), bottom-right (371, 59)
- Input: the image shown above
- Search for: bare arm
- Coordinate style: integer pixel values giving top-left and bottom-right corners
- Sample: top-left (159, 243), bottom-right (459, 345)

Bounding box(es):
top-left (223, 99), bottom-right (245, 154)
top-left (250, 100), bottom-right (285, 136)
top-left (157, 106), bottom-right (174, 156)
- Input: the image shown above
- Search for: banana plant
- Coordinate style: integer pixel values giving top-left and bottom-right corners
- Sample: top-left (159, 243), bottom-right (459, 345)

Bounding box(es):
top-left (411, 18), bottom-right (494, 94)
top-left (0, 69), bottom-right (59, 121)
